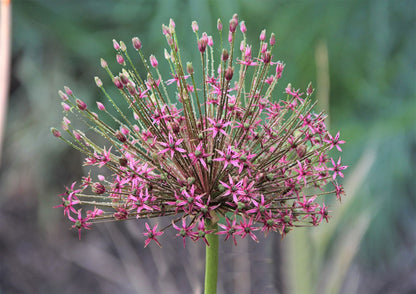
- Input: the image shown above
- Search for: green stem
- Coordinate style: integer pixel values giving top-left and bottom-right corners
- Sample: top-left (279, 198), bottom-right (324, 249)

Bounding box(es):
top-left (204, 221), bottom-right (219, 294)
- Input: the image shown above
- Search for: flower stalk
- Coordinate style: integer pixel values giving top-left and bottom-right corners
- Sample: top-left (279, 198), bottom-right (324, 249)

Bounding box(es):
top-left (204, 220), bottom-right (219, 294)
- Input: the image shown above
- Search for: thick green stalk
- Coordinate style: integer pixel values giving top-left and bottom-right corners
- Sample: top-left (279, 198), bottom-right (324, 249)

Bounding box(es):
top-left (204, 221), bottom-right (219, 294)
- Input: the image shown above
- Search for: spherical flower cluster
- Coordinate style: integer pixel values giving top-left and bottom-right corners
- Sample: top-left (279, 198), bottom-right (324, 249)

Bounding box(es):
top-left (52, 14), bottom-right (347, 246)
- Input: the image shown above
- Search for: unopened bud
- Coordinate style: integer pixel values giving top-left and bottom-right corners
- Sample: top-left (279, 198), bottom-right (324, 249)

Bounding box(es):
top-left (270, 33), bottom-right (276, 46)
top-left (225, 67), bottom-right (234, 81)
top-left (58, 90), bottom-right (68, 101)
top-left (113, 39), bottom-right (120, 50)
top-left (116, 54), bottom-right (125, 65)
top-left (192, 21), bottom-right (199, 32)
top-left (186, 62), bottom-right (194, 75)
top-left (229, 18), bottom-right (237, 33)
top-left (296, 145), bottom-right (307, 158)
top-left (94, 76), bottom-right (103, 87)
top-left (240, 21), bottom-right (247, 33)
top-left (217, 18), bottom-right (223, 31)
top-left (260, 29), bottom-right (266, 41)
top-left (132, 37), bottom-right (142, 50)
top-left (113, 77), bottom-right (123, 89)
top-left (76, 99), bottom-right (87, 111)
top-left (51, 128), bottom-right (61, 138)
top-left (100, 58), bottom-right (108, 68)
top-left (61, 102), bottom-right (71, 112)
top-left (64, 86), bottom-right (73, 96)
top-left (307, 82), bottom-right (314, 96)
top-left (92, 182), bottom-right (106, 194)
top-left (222, 49), bottom-right (229, 61)
top-left (96, 102), bottom-right (105, 111)
top-left (149, 55), bottom-right (158, 68)
top-left (115, 130), bottom-right (127, 142)
top-left (119, 41), bottom-right (126, 52)
top-left (198, 38), bottom-right (207, 53)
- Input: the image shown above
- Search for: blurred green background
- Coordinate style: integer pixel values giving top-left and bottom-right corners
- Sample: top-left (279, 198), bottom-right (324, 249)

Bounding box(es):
top-left (1, 0), bottom-right (415, 293)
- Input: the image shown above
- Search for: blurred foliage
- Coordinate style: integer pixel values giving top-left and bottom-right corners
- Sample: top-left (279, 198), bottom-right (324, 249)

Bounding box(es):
top-left (2, 0), bottom-right (415, 293)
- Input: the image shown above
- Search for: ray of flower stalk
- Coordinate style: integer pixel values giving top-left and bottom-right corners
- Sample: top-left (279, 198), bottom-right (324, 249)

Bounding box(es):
top-left (52, 14), bottom-right (347, 294)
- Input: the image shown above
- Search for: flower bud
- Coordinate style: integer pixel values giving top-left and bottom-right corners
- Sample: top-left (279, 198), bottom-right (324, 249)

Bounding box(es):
top-left (149, 55), bottom-right (158, 68)
top-left (73, 130), bottom-right (82, 140)
top-left (270, 33), bottom-right (276, 46)
top-left (96, 102), bottom-right (105, 111)
top-left (116, 54), bottom-right (125, 65)
top-left (58, 90), bottom-right (68, 101)
top-left (61, 102), bottom-right (71, 112)
top-left (92, 182), bottom-right (106, 194)
top-left (296, 144), bottom-right (307, 158)
top-left (119, 157), bottom-right (128, 167)
top-left (113, 39), bottom-right (120, 50)
top-left (51, 128), bottom-right (61, 138)
top-left (192, 21), bottom-right (199, 32)
top-left (240, 21), bottom-right (247, 33)
top-left (198, 38), bottom-right (207, 53)
top-left (119, 41), bottom-right (126, 52)
top-left (276, 62), bottom-right (285, 79)
top-left (307, 82), bottom-right (314, 96)
top-left (94, 76), bottom-right (103, 87)
top-left (217, 18), bottom-right (223, 31)
top-left (115, 130), bottom-right (127, 142)
top-left (207, 36), bottom-right (213, 47)
top-left (100, 58), bottom-right (108, 68)
top-left (76, 99), bottom-right (87, 111)
top-left (113, 77), bottom-right (123, 89)
top-left (186, 62), bottom-right (194, 75)
top-left (229, 18), bottom-right (237, 33)
top-left (222, 49), bottom-right (229, 61)
top-left (225, 67), bottom-right (234, 81)
top-left (64, 86), bottom-right (73, 96)
top-left (132, 37), bottom-right (142, 50)
top-left (260, 29), bottom-right (266, 41)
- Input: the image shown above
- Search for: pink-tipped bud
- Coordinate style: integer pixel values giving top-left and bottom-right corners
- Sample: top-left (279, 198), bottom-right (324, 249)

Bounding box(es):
top-left (63, 116), bottom-right (71, 126)
top-left (132, 37), bottom-right (142, 50)
top-left (94, 76), bottom-right (103, 88)
top-left (207, 36), bottom-right (213, 47)
top-left (113, 39), bottom-right (120, 50)
top-left (121, 126), bottom-right (129, 135)
top-left (270, 33), bottom-right (276, 46)
top-left (162, 24), bottom-right (170, 36)
top-left (240, 21), bottom-right (247, 33)
top-left (307, 82), bottom-right (314, 96)
top-left (62, 121), bottom-right (69, 131)
top-left (169, 18), bottom-right (176, 29)
top-left (232, 14), bottom-right (238, 24)
top-left (97, 102), bottom-right (105, 111)
top-left (58, 90), bottom-right (68, 101)
top-left (192, 21), bottom-right (199, 32)
top-left (276, 62), bottom-right (285, 79)
top-left (76, 99), bottom-right (87, 111)
top-left (92, 182), bottom-right (106, 194)
top-left (64, 86), bottom-right (73, 96)
top-left (100, 58), bottom-right (108, 68)
top-left (229, 18), bottom-right (237, 33)
top-left (73, 130), bottom-right (82, 140)
top-left (228, 31), bottom-right (233, 43)
top-left (126, 83), bottom-right (136, 95)
top-left (119, 73), bottom-right (129, 85)
top-left (61, 102), bottom-right (71, 112)
top-left (244, 46), bottom-right (252, 58)
top-left (240, 41), bottom-right (245, 52)
top-left (116, 54), bottom-right (125, 65)
top-left (261, 42), bottom-right (268, 54)
top-left (113, 77), bottom-right (123, 89)
top-left (115, 130), bottom-right (127, 142)
top-left (119, 41), bottom-right (126, 52)
top-left (262, 51), bottom-right (271, 64)
top-left (225, 67), bottom-right (234, 81)
top-left (222, 49), bottom-right (229, 61)
top-left (51, 128), bottom-right (61, 138)
top-left (260, 29), bottom-right (266, 41)
top-left (198, 37), bottom-right (207, 53)
top-left (164, 49), bottom-right (171, 60)
top-left (149, 55), bottom-right (158, 68)
top-left (217, 18), bottom-right (223, 31)
top-left (186, 62), bottom-right (194, 75)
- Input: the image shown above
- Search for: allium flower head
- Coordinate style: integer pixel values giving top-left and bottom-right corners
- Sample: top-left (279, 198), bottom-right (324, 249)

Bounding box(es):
top-left (52, 14), bottom-right (347, 246)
